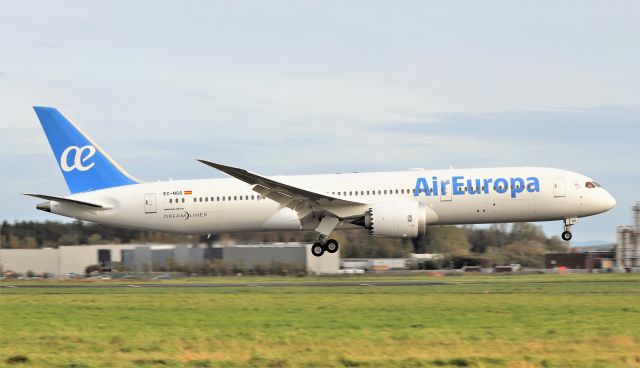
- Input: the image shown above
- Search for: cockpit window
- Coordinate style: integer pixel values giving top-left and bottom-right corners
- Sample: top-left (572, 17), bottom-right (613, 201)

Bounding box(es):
top-left (585, 181), bottom-right (601, 188)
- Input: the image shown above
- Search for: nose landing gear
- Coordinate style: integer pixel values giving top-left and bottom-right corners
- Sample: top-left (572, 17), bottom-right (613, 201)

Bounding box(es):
top-left (561, 218), bottom-right (578, 242)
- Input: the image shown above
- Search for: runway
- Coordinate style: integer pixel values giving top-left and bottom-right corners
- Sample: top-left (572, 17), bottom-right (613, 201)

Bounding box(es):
top-left (2, 280), bottom-right (449, 288)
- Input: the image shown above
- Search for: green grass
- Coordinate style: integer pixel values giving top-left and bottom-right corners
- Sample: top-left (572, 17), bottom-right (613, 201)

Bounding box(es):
top-left (1, 274), bottom-right (640, 367)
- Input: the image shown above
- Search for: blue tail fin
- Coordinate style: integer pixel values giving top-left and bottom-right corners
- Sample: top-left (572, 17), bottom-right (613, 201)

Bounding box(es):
top-left (33, 106), bottom-right (138, 194)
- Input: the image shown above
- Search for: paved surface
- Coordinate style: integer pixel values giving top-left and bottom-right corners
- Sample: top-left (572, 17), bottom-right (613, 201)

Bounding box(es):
top-left (1, 281), bottom-right (449, 288)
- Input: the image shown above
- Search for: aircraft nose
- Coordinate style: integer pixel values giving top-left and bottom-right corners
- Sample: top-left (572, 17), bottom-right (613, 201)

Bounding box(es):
top-left (604, 191), bottom-right (616, 212)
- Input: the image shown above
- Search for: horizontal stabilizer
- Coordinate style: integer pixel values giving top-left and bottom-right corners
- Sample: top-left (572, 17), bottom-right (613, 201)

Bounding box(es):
top-left (23, 193), bottom-right (105, 208)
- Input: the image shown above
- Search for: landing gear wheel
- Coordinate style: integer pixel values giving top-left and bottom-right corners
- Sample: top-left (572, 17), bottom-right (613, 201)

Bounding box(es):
top-left (561, 231), bottom-right (572, 241)
top-left (325, 239), bottom-right (339, 254)
top-left (311, 242), bottom-right (325, 257)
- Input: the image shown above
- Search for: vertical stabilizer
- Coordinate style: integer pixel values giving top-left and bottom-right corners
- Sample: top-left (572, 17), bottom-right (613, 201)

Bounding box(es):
top-left (33, 106), bottom-right (138, 193)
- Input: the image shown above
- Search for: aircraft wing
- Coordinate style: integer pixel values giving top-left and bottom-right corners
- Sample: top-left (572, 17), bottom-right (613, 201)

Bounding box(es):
top-left (197, 160), bottom-right (365, 213)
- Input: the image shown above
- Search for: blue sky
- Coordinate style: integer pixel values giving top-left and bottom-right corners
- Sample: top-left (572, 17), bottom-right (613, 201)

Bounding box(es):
top-left (1, 1), bottom-right (638, 242)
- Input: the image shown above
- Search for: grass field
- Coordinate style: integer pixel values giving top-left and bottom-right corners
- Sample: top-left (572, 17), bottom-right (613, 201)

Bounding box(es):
top-left (1, 274), bottom-right (640, 367)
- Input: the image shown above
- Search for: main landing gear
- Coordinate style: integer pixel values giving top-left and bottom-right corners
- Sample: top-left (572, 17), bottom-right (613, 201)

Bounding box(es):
top-left (311, 237), bottom-right (339, 257)
top-left (561, 218), bottom-right (578, 242)
top-left (310, 216), bottom-right (341, 257)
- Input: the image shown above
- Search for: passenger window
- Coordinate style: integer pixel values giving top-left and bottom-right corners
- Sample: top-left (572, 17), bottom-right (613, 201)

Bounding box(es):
top-left (245, 195), bottom-right (248, 200)
top-left (395, 189), bottom-right (398, 194)
top-left (384, 190), bottom-right (387, 194)
top-left (228, 196), bottom-right (231, 201)
top-left (234, 196), bottom-right (237, 201)
top-left (205, 197), bottom-right (208, 202)
top-left (366, 191), bottom-right (370, 195)
top-left (193, 198), bottom-right (197, 202)
top-left (169, 199), bottom-right (172, 204)
top-left (182, 198), bottom-right (185, 203)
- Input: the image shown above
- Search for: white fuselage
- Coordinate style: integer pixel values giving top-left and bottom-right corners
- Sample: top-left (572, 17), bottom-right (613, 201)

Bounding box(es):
top-left (44, 167), bottom-right (615, 236)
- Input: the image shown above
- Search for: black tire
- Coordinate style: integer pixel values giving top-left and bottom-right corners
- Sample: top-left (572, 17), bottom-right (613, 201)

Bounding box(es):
top-left (561, 231), bottom-right (572, 241)
top-left (311, 242), bottom-right (325, 257)
top-left (325, 239), bottom-right (339, 254)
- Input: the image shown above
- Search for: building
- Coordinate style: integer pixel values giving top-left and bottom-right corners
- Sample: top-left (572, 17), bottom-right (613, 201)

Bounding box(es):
top-left (1, 244), bottom-right (143, 275)
top-left (0, 243), bottom-right (339, 276)
top-left (545, 250), bottom-right (615, 270)
top-left (220, 244), bottom-right (339, 274)
top-left (616, 202), bottom-right (640, 269)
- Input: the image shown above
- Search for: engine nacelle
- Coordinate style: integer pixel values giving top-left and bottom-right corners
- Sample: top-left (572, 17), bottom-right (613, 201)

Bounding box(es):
top-left (364, 201), bottom-right (429, 238)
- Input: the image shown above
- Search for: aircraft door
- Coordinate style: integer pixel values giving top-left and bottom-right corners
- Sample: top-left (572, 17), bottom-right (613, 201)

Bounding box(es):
top-left (144, 193), bottom-right (157, 214)
top-left (553, 177), bottom-right (566, 198)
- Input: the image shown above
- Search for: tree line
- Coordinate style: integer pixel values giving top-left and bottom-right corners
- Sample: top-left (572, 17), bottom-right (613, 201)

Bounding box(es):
top-left (1, 220), bottom-right (567, 267)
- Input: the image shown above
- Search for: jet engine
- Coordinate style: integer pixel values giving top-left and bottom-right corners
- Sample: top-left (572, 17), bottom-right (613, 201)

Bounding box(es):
top-left (362, 201), bottom-right (430, 238)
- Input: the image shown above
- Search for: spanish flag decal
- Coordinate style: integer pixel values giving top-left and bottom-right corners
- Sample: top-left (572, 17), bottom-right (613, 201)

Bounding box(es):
top-left (184, 190), bottom-right (193, 195)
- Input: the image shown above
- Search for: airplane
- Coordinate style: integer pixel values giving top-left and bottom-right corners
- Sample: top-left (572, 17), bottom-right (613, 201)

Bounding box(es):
top-left (26, 106), bottom-right (616, 257)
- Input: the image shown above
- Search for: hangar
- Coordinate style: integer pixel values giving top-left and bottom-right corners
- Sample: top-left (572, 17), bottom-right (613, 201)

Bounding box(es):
top-left (0, 243), bottom-right (339, 276)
